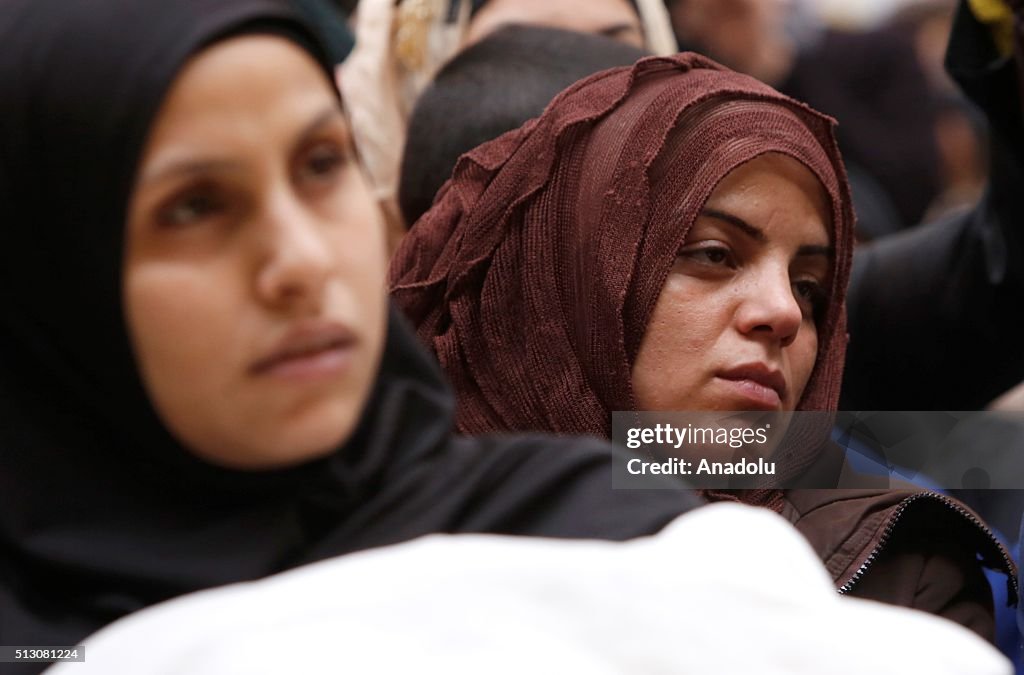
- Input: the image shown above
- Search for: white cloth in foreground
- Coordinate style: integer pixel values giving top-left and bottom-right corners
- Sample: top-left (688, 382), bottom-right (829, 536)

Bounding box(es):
top-left (48, 503), bottom-right (1010, 675)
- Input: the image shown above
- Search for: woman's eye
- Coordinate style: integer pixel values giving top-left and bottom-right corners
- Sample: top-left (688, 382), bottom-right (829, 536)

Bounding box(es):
top-left (298, 142), bottom-right (347, 183)
top-left (157, 191), bottom-right (224, 227)
top-left (678, 244), bottom-right (733, 267)
top-left (698, 248), bottom-right (728, 264)
top-left (794, 279), bottom-right (827, 318)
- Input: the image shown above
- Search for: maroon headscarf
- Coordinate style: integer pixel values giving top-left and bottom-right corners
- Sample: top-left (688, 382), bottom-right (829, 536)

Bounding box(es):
top-left (390, 53), bottom-right (855, 508)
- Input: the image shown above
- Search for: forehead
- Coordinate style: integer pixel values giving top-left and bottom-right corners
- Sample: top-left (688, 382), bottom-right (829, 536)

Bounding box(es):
top-left (704, 153), bottom-right (832, 242)
top-left (145, 35), bottom-right (335, 142)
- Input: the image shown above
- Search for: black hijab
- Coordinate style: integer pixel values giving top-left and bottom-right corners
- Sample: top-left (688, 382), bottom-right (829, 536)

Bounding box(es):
top-left (0, 0), bottom-right (699, 658)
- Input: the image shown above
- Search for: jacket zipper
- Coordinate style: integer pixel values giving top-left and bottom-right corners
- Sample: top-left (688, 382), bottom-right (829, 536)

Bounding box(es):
top-left (837, 492), bottom-right (1018, 597)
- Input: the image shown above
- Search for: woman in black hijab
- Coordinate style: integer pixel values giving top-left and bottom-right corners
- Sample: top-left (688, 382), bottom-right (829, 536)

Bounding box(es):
top-left (0, 0), bottom-right (699, 662)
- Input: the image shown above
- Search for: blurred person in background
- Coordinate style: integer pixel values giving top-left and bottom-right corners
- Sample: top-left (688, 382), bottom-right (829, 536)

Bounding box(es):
top-left (889, 0), bottom-right (990, 220)
top-left (667, 0), bottom-right (942, 239)
top-left (399, 25), bottom-right (648, 228)
top-left (341, 0), bottom-right (677, 249)
top-left (842, 0), bottom-right (1024, 412)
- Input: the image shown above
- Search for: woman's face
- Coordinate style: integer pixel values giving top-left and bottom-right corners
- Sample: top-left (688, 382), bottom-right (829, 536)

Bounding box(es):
top-left (124, 35), bottom-right (387, 470)
top-left (632, 153), bottom-right (832, 412)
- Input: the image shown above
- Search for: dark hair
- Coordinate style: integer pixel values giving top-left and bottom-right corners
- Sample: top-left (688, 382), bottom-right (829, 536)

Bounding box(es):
top-left (398, 23), bottom-right (648, 227)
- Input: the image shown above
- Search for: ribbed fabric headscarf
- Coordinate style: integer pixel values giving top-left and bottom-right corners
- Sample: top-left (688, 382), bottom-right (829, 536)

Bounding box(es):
top-left (390, 53), bottom-right (855, 509)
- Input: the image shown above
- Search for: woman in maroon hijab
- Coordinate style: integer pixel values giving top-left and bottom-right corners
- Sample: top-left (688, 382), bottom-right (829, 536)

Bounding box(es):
top-left (389, 53), bottom-right (1014, 639)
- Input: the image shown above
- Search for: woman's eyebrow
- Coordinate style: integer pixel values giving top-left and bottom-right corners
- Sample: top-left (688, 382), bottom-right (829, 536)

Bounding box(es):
top-left (139, 157), bottom-right (244, 186)
top-left (140, 107), bottom-right (346, 186)
top-left (291, 106), bottom-right (347, 151)
top-left (701, 208), bottom-right (766, 242)
top-left (797, 244), bottom-right (834, 259)
top-left (701, 207), bottom-right (834, 258)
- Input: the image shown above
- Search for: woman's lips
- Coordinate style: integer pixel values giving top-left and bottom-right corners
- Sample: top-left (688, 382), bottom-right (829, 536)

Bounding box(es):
top-left (716, 364), bottom-right (786, 410)
top-left (715, 377), bottom-right (782, 410)
top-left (250, 321), bottom-right (357, 381)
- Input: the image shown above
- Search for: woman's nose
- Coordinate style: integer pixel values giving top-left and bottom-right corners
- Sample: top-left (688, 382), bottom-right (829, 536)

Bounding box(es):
top-left (733, 266), bottom-right (803, 347)
top-left (254, 194), bottom-right (334, 312)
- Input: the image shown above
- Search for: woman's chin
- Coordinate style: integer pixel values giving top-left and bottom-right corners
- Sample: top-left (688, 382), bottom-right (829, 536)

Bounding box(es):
top-left (181, 412), bottom-right (358, 472)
